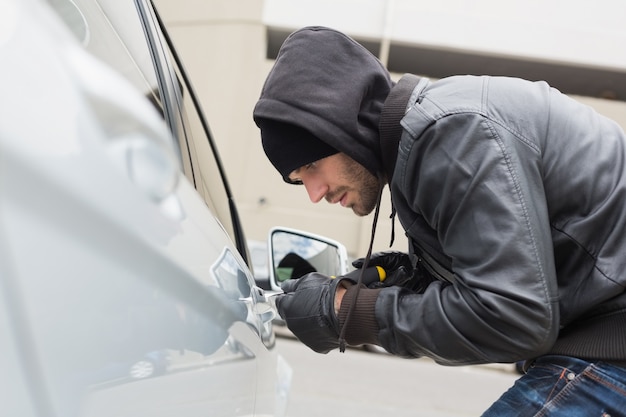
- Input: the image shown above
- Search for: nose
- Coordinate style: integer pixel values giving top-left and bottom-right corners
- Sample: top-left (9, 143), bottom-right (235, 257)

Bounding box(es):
top-left (303, 178), bottom-right (327, 203)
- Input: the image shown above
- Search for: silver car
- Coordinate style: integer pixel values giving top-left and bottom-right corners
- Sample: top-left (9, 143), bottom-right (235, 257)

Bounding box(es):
top-left (1, 0), bottom-right (294, 415)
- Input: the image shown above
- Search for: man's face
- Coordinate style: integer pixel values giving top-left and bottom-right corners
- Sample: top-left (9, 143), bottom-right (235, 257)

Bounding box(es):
top-left (288, 153), bottom-right (381, 216)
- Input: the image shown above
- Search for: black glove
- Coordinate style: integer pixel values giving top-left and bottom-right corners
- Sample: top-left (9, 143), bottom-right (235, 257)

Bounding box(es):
top-left (352, 251), bottom-right (437, 293)
top-left (275, 272), bottom-right (355, 354)
top-left (351, 251), bottom-right (417, 288)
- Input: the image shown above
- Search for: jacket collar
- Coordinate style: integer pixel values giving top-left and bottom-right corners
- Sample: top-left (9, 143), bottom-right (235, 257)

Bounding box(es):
top-left (379, 74), bottom-right (423, 182)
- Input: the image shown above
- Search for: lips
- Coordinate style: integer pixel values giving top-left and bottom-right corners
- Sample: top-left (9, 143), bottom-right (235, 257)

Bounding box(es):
top-left (326, 190), bottom-right (349, 207)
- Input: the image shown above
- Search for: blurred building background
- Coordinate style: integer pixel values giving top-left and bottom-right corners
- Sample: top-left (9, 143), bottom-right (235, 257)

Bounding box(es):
top-left (154, 0), bottom-right (626, 259)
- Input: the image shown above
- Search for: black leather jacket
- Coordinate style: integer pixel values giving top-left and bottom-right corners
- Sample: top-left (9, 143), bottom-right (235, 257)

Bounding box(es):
top-left (374, 75), bottom-right (626, 365)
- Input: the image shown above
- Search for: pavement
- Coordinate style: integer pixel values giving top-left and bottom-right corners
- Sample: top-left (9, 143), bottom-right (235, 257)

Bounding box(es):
top-left (273, 326), bottom-right (521, 417)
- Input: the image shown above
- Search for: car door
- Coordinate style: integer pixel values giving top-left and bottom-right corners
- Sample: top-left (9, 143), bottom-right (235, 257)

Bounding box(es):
top-left (0, 0), bottom-right (288, 416)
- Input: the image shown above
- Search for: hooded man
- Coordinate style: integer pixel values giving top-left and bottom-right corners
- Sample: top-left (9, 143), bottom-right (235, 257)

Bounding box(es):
top-left (253, 26), bottom-right (626, 416)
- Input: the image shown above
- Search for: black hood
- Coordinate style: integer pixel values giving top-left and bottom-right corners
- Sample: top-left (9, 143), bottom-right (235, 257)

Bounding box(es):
top-left (253, 26), bottom-right (394, 179)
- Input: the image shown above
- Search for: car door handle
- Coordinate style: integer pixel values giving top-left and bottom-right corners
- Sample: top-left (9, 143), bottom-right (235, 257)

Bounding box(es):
top-left (248, 286), bottom-right (277, 324)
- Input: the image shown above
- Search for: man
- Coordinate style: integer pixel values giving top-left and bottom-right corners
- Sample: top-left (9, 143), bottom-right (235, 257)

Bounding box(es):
top-left (253, 26), bottom-right (626, 416)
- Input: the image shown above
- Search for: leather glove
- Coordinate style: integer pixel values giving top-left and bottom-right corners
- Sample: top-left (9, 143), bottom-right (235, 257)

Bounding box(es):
top-left (351, 251), bottom-right (417, 288)
top-left (275, 272), bottom-right (355, 354)
top-left (352, 251), bottom-right (436, 293)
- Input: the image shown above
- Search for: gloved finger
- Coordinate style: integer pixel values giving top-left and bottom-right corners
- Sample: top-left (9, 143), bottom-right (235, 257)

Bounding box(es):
top-left (352, 251), bottom-right (402, 269)
top-left (351, 251), bottom-right (384, 269)
top-left (274, 293), bottom-right (287, 316)
top-left (280, 278), bottom-right (301, 294)
top-left (382, 266), bottom-right (410, 286)
top-left (352, 256), bottom-right (380, 269)
top-left (281, 272), bottom-right (331, 292)
top-left (351, 253), bottom-right (383, 269)
top-left (351, 257), bottom-right (366, 269)
top-left (343, 266), bottom-right (385, 286)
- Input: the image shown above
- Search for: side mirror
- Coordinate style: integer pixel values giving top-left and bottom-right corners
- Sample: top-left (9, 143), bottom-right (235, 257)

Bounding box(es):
top-left (267, 227), bottom-right (349, 292)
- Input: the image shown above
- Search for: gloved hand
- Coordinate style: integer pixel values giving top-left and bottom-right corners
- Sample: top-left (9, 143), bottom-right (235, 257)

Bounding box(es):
top-left (352, 251), bottom-right (437, 293)
top-left (275, 272), bottom-right (355, 354)
top-left (351, 251), bottom-right (417, 288)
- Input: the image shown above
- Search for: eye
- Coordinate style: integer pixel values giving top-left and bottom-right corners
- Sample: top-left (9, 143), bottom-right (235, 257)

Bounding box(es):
top-left (289, 162), bottom-right (317, 184)
top-left (288, 171), bottom-right (303, 184)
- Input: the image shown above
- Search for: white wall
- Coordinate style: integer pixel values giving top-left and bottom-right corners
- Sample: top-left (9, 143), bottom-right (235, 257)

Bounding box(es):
top-left (263, 0), bottom-right (626, 71)
top-left (155, 0), bottom-right (626, 258)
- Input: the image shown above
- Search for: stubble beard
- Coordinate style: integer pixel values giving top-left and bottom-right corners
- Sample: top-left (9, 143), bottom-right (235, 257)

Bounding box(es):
top-left (343, 158), bottom-right (382, 217)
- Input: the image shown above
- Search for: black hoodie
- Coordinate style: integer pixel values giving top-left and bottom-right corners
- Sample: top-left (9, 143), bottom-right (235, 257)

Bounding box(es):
top-left (253, 26), bottom-right (394, 178)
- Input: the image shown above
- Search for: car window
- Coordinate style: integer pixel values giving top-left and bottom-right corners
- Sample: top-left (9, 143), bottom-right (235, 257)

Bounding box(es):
top-left (48, 0), bottom-right (163, 116)
top-left (47, 0), bottom-right (240, 250)
top-left (161, 41), bottom-right (235, 240)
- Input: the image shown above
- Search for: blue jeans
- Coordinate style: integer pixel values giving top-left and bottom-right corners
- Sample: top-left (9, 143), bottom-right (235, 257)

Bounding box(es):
top-left (481, 355), bottom-right (626, 417)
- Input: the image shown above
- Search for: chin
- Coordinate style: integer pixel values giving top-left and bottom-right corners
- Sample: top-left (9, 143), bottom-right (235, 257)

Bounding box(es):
top-left (352, 206), bottom-right (373, 217)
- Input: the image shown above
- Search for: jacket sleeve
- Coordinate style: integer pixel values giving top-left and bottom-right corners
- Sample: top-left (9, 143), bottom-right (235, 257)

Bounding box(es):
top-left (374, 106), bottom-right (560, 365)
